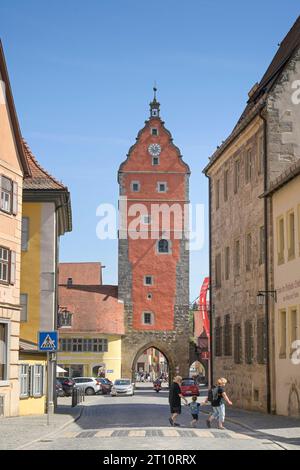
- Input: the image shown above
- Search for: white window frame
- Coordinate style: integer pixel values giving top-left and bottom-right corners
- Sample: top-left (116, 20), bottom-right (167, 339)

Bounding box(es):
top-left (0, 321), bottom-right (10, 385)
top-left (19, 364), bottom-right (29, 398)
top-left (131, 181), bottom-right (140, 192)
top-left (144, 275), bottom-right (154, 286)
top-left (32, 365), bottom-right (43, 398)
top-left (142, 312), bottom-right (154, 326)
top-left (142, 215), bottom-right (151, 225)
top-left (0, 176), bottom-right (12, 214)
top-left (157, 182), bottom-right (167, 193)
top-left (0, 247), bottom-right (9, 284)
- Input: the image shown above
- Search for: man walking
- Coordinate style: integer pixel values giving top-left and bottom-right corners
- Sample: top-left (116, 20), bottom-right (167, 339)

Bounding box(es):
top-left (169, 376), bottom-right (188, 426)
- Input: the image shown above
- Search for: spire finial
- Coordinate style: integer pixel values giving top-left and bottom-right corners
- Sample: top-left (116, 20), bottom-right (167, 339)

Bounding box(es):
top-left (150, 82), bottom-right (160, 118)
top-left (153, 81), bottom-right (157, 100)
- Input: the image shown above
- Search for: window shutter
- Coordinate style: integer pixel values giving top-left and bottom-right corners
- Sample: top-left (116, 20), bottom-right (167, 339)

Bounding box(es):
top-left (9, 251), bottom-right (16, 285)
top-left (21, 217), bottom-right (29, 251)
top-left (12, 181), bottom-right (18, 215)
top-left (29, 365), bottom-right (34, 397)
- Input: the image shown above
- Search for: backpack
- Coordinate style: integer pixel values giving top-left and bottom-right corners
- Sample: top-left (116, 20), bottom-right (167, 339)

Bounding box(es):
top-left (207, 386), bottom-right (219, 403)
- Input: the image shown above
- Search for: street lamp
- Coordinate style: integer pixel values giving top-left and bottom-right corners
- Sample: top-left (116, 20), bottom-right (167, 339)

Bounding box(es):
top-left (257, 290), bottom-right (277, 305)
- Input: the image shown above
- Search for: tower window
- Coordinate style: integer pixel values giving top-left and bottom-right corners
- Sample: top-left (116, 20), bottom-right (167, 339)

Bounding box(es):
top-left (152, 157), bottom-right (159, 166)
top-left (144, 275), bottom-right (153, 286)
top-left (151, 128), bottom-right (158, 136)
top-left (131, 181), bottom-right (140, 192)
top-left (143, 312), bottom-right (154, 325)
top-left (142, 215), bottom-right (151, 225)
top-left (157, 239), bottom-right (171, 254)
top-left (151, 109), bottom-right (158, 117)
top-left (157, 182), bottom-right (167, 193)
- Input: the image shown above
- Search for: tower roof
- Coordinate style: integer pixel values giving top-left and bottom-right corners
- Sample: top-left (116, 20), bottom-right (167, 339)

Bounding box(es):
top-left (149, 86), bottom-right (160, 118)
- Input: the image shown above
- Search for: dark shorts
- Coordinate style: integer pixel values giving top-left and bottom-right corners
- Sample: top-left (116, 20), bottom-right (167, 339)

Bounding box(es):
top-left (191, 414), bottom-right (198, 420)
top-left (170, 405), bottom-right (181, 414)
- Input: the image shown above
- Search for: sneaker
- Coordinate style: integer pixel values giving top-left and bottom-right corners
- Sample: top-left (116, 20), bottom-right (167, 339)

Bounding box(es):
top-left (206, 419), bottom-right (211, 428)
top-left (173, 422), bottom-right (181, 427)
top-left (169, 417), bottom-right (174, 426)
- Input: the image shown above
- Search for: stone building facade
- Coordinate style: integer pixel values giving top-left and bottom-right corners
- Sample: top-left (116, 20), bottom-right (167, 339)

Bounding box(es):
top-left (118, 92), bottom-right (190, 380)
top-left (203, 16), bottom-right (300, 412)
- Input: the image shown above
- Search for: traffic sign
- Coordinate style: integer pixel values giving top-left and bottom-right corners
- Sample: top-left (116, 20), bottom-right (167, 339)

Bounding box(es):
top-left (38, 331), bottom-right (58, 351)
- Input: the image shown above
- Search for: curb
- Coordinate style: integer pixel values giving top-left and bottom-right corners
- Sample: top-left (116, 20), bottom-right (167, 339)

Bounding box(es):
top-left (200, 409), bottom-right (288, 450)
top-left (16, 404), bottom-right (85, 450)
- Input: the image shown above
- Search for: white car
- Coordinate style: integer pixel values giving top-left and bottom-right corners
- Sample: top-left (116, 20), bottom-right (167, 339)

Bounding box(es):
top-left (73, 377), bottom-right (102, 395)
top-left (111, 379), bottom-right (135, 396)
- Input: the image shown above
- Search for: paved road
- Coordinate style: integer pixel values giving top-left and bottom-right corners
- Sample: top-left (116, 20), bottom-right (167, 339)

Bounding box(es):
top-left (24, 385), bottom-right (283, 450)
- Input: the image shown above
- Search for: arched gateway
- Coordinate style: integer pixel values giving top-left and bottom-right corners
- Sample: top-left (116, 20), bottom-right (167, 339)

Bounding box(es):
top-left (118, 91), bottom-right (190, 380)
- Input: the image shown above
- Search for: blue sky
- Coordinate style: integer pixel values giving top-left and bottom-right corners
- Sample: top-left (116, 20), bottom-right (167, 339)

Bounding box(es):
top-left (0, 1), bottom-right (299, 301)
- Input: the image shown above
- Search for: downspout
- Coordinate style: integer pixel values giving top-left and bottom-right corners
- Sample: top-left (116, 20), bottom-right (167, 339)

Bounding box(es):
top-left (205, 173), bottom-right (213, 388)
top-left (260, 110), bottom-right (271, 414)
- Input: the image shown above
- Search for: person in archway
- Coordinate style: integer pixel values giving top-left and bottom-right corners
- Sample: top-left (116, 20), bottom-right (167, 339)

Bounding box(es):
top-left (169, 376), bottom-right (188, 426)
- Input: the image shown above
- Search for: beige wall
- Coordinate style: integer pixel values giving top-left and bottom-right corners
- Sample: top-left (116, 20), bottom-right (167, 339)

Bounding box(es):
top-left (273, 174), bottom-right (300, 417)
top-left (0, 70), bottom-right (24, 417)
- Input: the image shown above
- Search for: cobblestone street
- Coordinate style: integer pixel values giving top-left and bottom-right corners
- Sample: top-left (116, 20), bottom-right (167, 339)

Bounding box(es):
top-left (0, 385), bottom-right (296, 451)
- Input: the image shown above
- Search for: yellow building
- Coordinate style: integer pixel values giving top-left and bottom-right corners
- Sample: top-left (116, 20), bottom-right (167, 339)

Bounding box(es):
top-left (19, 142), bottom-right (72, 415)
top-left (58, 263), bottom-right (124, 383)
top-left (0, 42), bottom-right (30, 417)
top-left (264, 161), bottom-right (300, 417)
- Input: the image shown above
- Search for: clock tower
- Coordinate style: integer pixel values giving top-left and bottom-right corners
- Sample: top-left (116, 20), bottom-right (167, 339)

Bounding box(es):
top-left (118, 90), bottom-right (190, 380)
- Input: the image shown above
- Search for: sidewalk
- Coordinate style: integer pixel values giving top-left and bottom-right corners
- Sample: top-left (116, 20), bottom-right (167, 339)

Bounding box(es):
top-left (0, 398), bottom-right (83, 450)
top-left (201, 405), bottom-right (300, 450)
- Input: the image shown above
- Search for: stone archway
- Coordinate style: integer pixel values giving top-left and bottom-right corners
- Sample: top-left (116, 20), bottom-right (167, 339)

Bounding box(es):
top-left (131, 342), bottom-right (175, 385)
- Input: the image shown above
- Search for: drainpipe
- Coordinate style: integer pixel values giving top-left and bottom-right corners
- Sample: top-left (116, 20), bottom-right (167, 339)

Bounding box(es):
top-left (205, 174), bottom-right (213, 388)
top-left (260, 110), bottom-right (271, 414)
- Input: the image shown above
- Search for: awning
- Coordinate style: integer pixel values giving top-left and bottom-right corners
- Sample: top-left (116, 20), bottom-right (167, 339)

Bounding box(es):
top-left (56, 365), bottom-right (67, 373)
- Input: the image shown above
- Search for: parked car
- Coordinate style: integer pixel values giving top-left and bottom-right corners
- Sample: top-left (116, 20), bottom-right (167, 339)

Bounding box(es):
top-left (73, 377), bottom-right (102, 395)
top-left (56, 379), bottom-right (65, 397)
top-left (56, 377), bottom-right (76, 396)
top-left (111, 379), bottom-right (134, 397)
top-left (97, 377), bottom-right (113, 394)
top-left (180, 378), bottom-right (200, 397)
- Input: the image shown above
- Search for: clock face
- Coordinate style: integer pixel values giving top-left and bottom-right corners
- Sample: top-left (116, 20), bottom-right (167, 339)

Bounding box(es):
top-left (148, 143), bottom-right (161, 156)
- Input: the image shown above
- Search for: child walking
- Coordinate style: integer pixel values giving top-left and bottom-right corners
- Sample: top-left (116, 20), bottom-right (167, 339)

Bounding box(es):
top-left (188, 395), bottom-right (201, 427)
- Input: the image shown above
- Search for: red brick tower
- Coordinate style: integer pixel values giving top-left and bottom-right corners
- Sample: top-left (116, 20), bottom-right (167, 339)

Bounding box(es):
top-left (118, 89), bottom-right (190, 379)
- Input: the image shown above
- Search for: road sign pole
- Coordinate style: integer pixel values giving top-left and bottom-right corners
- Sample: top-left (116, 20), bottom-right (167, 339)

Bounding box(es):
top-left (47, 351), bottom-right (50, 425)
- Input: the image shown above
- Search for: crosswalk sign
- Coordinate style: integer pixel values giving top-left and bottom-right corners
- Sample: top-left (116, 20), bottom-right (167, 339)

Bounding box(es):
top-left (38, 331), bottom-right (58, 351)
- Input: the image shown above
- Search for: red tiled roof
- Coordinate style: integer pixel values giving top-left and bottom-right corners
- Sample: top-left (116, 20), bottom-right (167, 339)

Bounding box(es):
top-left (58, 284), bottom-right (124, 335)
top-left (204, 15), bottom-right (300, 173)
top-left (23, 139), bottom-right (67, 190)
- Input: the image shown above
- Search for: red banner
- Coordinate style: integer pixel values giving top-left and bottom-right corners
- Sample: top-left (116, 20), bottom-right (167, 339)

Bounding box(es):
top-left (199, 277), bottom-right (210, 339)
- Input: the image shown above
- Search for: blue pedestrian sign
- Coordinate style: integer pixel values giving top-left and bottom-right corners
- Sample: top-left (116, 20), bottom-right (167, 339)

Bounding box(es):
top-left (38, 331), bottom-right (58, 351)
